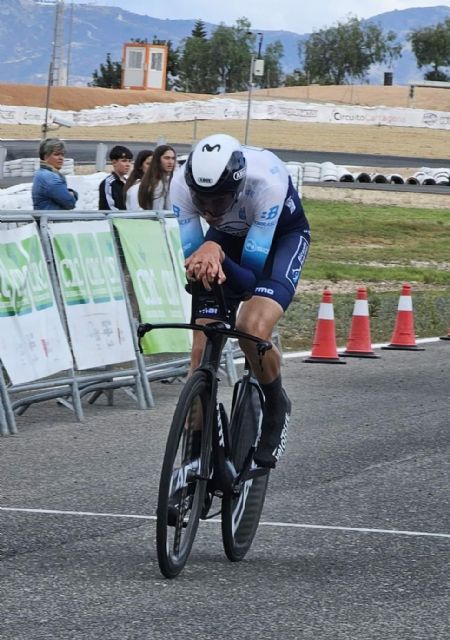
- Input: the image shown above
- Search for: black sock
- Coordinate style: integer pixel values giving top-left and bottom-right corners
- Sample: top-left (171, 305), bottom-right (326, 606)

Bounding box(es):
top-left (260, 377), bottom-right (284, 411)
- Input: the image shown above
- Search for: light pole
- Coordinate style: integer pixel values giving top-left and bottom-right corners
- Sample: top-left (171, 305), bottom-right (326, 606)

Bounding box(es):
top-left (244, 32), bottom-right (264, 145)
top-left (43, 0), bottom-right (65, 138)
top-left (66, 0), bottom-right (74, 86)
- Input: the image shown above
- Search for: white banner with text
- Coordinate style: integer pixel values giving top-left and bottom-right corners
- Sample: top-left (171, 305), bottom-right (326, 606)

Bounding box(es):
top-left (1, 98), bottom-right (449, 130)
top-left (48, 220), bottom-right (136, 370)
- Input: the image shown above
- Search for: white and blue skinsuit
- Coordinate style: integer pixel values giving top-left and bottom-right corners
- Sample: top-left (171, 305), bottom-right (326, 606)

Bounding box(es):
top-left (171, 145), bottom-right (311, 311)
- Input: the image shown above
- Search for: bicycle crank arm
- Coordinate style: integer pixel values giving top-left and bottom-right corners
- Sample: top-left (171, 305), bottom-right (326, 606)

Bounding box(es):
top-left (238, 467), bottom-right (270, 483)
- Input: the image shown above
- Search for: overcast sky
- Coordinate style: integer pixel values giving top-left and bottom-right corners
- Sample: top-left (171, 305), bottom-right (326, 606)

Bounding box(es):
top-left (90, 1), bottom-right (447, 32)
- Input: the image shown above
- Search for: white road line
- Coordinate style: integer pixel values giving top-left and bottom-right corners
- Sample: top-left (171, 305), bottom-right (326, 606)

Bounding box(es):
top-left (0, 507), bottom-right (155, 520)
top-left (1, 506), bottom-right (449, 540)
top-left (235, 336), bottom-right (441, 362)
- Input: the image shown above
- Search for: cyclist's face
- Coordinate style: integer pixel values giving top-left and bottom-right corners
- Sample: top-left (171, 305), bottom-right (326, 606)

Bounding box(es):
top-left (191, 192), bottom-right (236, 223)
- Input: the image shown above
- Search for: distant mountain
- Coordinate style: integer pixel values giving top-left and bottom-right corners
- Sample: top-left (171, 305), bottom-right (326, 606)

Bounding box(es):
top-left (0, 1), bottom-right (449, 87)
top-left (364, 6), bottom-right (450, 84)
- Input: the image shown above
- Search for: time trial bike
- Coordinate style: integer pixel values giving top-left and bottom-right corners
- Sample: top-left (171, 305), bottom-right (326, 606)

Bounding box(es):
top-left (138, 282), bottom-right (272, 578)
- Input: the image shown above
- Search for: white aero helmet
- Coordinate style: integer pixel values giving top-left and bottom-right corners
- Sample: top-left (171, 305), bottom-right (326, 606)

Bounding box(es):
top-left (185, 134), bottom-right (247, 216)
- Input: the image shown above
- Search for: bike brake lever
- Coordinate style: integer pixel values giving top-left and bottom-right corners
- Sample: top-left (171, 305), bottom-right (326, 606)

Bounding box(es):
top-left (137, 323), bottom-right (153, 354)
top-left (137, 323), bottom-right (152, 338)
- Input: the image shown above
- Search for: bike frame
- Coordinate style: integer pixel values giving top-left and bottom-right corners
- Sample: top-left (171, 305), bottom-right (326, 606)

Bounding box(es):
top-left (138, 317), bottom-right (271, 500)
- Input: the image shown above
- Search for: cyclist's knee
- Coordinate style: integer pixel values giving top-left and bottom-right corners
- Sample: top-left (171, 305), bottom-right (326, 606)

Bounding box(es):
top-left (236, 315), bottom-right (272, 341)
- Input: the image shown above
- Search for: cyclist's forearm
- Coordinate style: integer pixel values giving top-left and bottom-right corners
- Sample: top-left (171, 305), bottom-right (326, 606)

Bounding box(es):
top-left (222, 256), bottom-right (257, 295)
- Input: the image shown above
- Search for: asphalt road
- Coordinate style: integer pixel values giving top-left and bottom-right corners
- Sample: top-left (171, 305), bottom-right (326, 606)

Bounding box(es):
top-left (2, 138), bottom-right (450, 168)
top-left (1, 341), bottom-right (449, 639)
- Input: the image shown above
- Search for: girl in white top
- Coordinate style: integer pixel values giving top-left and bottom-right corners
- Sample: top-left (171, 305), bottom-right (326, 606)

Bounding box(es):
top-left (137, 145), bottom-right (176, 211)
top-left (124, 149), bottom-right (153, 211)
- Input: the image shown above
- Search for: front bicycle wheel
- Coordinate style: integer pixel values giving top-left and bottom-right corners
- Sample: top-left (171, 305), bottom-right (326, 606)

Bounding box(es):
top-left (221, 377), bottom-right (269, 561)
top-left (156, 370), bottom-right (211, 578)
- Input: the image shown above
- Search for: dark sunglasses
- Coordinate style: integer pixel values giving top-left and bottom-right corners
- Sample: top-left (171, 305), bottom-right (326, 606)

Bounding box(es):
top-left (191, 191), bottom-right (236, 217)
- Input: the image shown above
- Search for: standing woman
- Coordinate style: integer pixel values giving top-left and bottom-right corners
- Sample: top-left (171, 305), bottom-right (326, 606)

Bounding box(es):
top-left (124, 149), bottom-right (153, 210)
top-left (138, 145), bottom-right (176, 211)
top-left (32, 138), bottom-right (78, 210)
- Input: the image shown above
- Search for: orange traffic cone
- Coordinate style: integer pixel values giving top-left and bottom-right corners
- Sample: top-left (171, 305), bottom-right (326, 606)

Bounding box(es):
top-left (440, 328), bottom-right (450, 341)
top-left (382, 283), bottom-right (425, 351)
top-left (304, 290), bottom-right (345, 364)
top-left (342, 287), bottom-right (379, 358)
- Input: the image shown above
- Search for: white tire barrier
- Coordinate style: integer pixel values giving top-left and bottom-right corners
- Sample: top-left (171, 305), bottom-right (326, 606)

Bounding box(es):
top-left (432, 168), bottom-right (450, 185)
top-left (320, 161), bottom-right (339, 182)
top-left (1, 157), bottom-right (74, 178)
top-left (354, 172), bottom-right (371, 183)
top-left (371, 173), bottom-right (388, 183)
top-left (387, 174), bottom-right (405, 184)
top-left (413, 171), bottom-right (428, 185)
top-left (337, 166), bottom-right (355, 182)
top-left (303, 162), bottom-right (321, 182)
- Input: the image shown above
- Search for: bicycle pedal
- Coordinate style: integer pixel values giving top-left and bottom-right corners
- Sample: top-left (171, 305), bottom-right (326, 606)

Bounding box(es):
top-left (240, 467), bottom-right (269, 482)
top-left (200, 493), bottom-right (214, 519)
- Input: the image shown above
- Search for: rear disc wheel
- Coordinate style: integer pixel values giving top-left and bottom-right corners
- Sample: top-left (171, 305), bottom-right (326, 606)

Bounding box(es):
top-left (221, 379), bottom-right (269, 561)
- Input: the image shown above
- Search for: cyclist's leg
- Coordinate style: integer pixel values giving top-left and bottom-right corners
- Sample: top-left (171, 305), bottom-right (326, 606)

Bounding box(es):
top-left (235, 228), bottom-right (310, 467)
top-left (236, 295), bottom-right (283, 382)
top-left (236, 296), bottom-right (290, 468)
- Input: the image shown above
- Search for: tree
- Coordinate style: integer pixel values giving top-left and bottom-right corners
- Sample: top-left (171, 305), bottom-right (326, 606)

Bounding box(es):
top-left (300, 16), bottom-right (402, 85)
top-left (209, 19), bottom-right (254, 93)
top-left (176, 17), bottom-right (286, 94)
top-left (408, 19), bottom-right (450, 81)
top-left (176, 20), bottom-right (218, 93)
top-left (90, 53), bottom-right (122, 88)
top-left (256, 40), bottom-right (284, 89)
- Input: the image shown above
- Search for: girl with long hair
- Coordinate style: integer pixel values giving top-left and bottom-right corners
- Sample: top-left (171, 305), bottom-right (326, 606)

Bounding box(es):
top-left (137, 145), bottom-right (176, 211)
top-left (124, 149), bottom-right (153, 210)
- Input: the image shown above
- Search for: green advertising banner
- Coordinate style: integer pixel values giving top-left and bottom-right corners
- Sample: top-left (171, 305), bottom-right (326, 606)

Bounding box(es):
top-left (113, 218), bottom-right (190, 354)
top-left (51, 230), bottom-right (125, 306)
top-left (164, 217), bottom-right (191, 323)
top-left (0, 223), bottom-right (73, 384)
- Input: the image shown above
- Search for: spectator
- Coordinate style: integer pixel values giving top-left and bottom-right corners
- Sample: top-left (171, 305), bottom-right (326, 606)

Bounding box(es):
top-left (99, 145), bottom-right (133, 210)
top-left (124, 149), bottom-right (153, 210)
top-left (138, 145), bottom-right (176, 211)
top-left (32, 138), bottom-right (78, 210)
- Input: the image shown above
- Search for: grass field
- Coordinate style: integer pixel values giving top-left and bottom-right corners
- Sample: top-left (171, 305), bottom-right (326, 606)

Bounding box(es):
top-left (281, 199), bottom-right (450, 350)
top-left (302, 199), bottom-right (450, 286)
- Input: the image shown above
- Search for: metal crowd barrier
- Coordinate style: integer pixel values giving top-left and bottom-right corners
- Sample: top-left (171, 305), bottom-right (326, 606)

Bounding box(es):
top-left (0, 210), bottom-right (239, 435)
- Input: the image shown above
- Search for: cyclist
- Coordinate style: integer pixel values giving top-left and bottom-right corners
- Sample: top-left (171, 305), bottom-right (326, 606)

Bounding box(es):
top-left (171, 134), bottom-right (310, 468)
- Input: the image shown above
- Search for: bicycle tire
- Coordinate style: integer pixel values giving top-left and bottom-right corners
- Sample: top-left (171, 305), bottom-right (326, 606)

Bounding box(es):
top-left (156, 370), bottom-right (211, 578)
top-left (221, 377), bottom-right (269, 561)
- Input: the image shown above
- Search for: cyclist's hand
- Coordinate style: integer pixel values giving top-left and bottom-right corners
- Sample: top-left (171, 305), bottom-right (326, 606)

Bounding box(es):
top-left (185, 241), bottom-right (226, 290)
